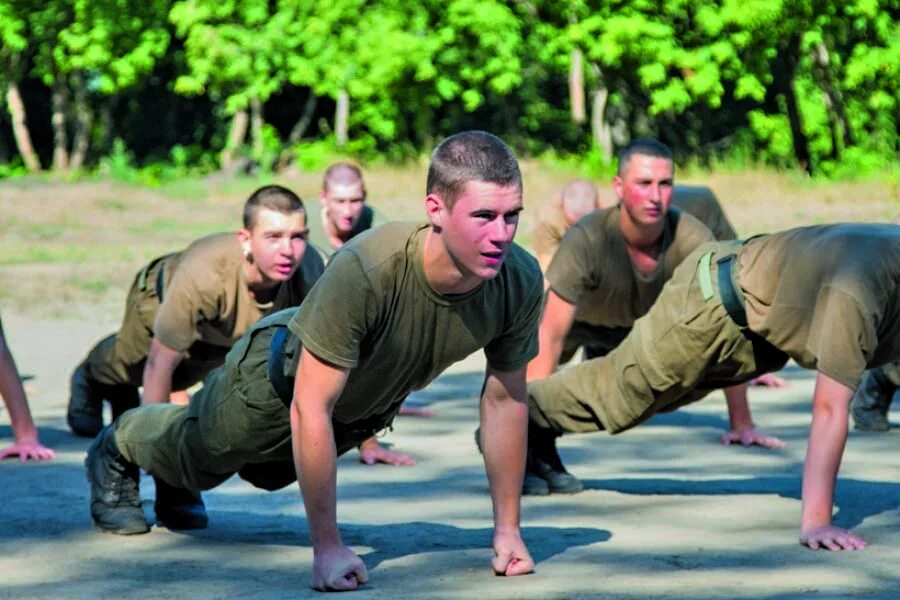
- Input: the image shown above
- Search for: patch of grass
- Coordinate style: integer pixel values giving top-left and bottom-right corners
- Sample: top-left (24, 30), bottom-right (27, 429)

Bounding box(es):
top-left (0, 243), bottom-right (135, 265)
top-left (67, 276), bottom-right (112, 294)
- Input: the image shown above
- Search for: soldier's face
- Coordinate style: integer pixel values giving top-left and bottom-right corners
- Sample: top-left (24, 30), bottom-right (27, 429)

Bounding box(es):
top-left (321, 182), bottom-right (366, 234)
top-left (428, 181), bottom-right (522, 283)
top-left (614, 154), bottom-right (674, 226)
top-left (241, 208), bottom-right (308, 283)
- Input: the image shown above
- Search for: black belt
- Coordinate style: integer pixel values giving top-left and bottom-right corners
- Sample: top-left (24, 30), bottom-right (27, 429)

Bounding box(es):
top-left (268, 326), bottom-right (293, 408)
top-left (716, 254), bottom-right (748, 327)
top-left (155, 262), bottom-right (166, 302)
top-left (266, 326), bottom-right (397, 444)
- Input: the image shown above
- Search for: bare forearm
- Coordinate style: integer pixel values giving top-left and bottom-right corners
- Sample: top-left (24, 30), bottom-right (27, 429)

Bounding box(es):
top-left (481, 395), bottom-right (527, 532)
top-left (724, 383), bottom-right (753, 430)
top-left (141, 363), bottom-right (173, 404)
top-left (0, 346), bottom-right (37, 441)
top-left (292, 406), bottom-right (342, 549)
top-left (801, 403), bottom-right (848, 529)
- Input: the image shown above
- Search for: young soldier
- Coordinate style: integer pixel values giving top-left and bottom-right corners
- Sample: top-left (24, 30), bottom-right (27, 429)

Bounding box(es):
top-left (527, 223), bottom-right (900, 551)
top-left (67, 185), bottom-right (325, 438)
top-left (850, 362), bottom-right (900, 431)
top-left (85, 131), bottom-right (542, 591)
top-left (522, 139), bottom-right (782, 495)
top-left (0, 316), bottom-right (55, 461)
top-left (304, 162), bottom-right (384, 258)
top-left (532, 179), bottom-right (602, 273)
top-left (531, 180), bottom-right (738, 276)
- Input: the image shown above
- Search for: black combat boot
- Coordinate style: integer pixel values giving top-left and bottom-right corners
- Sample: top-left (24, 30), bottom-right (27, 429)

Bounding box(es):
top-left (526, 423), bottom-right (583, 495)
top-left (68, 362), bottom-right (105, 437)
top-left (851, 368), bottom-right (895, 432)
top-left (154, 477), bottom-right (208, 530)
top-left (105, 384), bottom-right (141, 422)
top-left (85, 427), bottom-right (150, 534)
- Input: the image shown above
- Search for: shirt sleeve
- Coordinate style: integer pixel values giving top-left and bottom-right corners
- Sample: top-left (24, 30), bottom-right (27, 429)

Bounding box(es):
top-left (288, 249), bottom-right (375, 369)
top-left (484, 263), bottom-right (544, 372)
top-left (806, 284), bottom-right (876, 390)
top-left (153, 259), bottom-right (224, 352)
top-left (545, 224), bottom-right (596, 305)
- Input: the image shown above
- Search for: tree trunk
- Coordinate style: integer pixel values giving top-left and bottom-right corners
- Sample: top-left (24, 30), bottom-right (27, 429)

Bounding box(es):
top-left (774, 36), bottom-right (813, 175)
top-left (335, 89), bottom-right (349, 147)
top-left (5, 80), bottom-right (41, 172)
top-left (97, 97), bottom-right (117, 155)
top-left (812, 41), bottom-right (854, 148)
top-left (288, 92), bottom-right (318, 144)
top-left (569, 49), bottom-right (586, 123)
top-left (589, 63), bottom-right (613, 164)
top-left (50, 75), bottom-right (70, 172)
top-left (221, 108), bottom-right (249, 170)
top-left (69, 70), bottom-right (93, 171)
top-left (249, 96), bottom-right (264, 161)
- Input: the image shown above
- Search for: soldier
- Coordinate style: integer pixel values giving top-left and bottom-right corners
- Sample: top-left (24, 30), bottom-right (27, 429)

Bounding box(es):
top-left (304, 162), bottom-right (384, 258)
top-left (67, 185), bottom-right (325, 438)
top-left (527, 223), bottom-right (900, 551)
top-left (521, 139), bottom-right (782, 495)
top-left (0, 316), bottom-right (55, 461)
top-left (84, 131), bottom-right (543, 590)
top-left (850, 362), bottom-right (900, 431)
top-left (531, 179), bottom-right (738, 276)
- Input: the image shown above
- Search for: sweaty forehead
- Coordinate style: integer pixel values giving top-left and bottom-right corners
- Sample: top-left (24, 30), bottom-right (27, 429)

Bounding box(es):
top-left (251, 207), bottom-right (306, 232)
top-left (455, 180), bottom-right (522, 210)
top-left (324, 182), bottom-right (365, 200)
top-left (622, 154), bottom-right (673, 178)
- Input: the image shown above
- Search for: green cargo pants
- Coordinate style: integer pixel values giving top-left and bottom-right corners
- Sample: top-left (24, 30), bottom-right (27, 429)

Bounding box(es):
top-left (529, 241), bottom-right (789, 435)
top-left (113, 309), bottom-right (396, 492)
top-left (84, 254), bottom-right (229, 391)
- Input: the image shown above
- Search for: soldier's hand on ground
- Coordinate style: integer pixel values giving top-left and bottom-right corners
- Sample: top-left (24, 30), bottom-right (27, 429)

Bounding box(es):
top-left (720, 427), bottom-right (785, 449)
top-left (311, 546), bottom-right (369, 591)
top-left (800, 524), bottom-right (867, 551)
top-left (491, 530), bottom-right (535, 576)
top-left (748, 373), bottom-right (789, 388)
top-left (0, 440), bottom-right (56, 462)
top-left (397, 404), bottom-right (437, 418)
top-left (357, 438), bottom-right (416, 466)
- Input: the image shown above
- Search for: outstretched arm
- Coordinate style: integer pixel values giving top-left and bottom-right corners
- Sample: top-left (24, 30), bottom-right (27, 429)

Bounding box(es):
top-left (525, 291), bottom-right (576, 382)
top-left (141, 338), bottom-right (183, 404)
top-left (799, 372), bottom-right (866, 551)
top-left (0, 320), bottom-right (54, 461)
top-left (291, 347), bottom-right (369, 591)
top-left (720, 383), bottom-right (785, 449)
top-left (480, 366), bottom-right (534, 577)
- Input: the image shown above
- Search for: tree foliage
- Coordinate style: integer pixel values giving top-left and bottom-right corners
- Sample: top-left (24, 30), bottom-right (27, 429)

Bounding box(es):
top-left (0, 0), bottom-right (896, 177)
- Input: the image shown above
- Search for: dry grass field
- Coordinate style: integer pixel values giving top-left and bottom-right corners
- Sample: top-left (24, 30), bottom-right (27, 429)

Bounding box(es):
top-left (0, 164), bottom-right (897, 319)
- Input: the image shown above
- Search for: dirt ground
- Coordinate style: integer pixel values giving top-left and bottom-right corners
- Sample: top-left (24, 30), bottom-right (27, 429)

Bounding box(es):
top-left (1, 174), bottom-right (899, 598)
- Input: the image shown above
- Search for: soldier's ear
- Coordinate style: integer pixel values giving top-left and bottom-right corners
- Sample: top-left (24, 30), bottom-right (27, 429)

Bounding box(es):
top-left (425, 193), bottom-right (445, 229)
top-left (612, 175), bottom-right (624, 201)
top-left (236, 228), bottom-right (252, 258)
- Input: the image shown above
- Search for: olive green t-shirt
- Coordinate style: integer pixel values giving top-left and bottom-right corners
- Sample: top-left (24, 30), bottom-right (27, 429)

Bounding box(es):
top-left (671, 185), bottom-right (737, 241)
top-left (531, 185), bottom-right (735, 271)
top-left (547, 206), bottom-right (714, 328)
top-left (739, 223), bottom-right (900, 389)
top-left (303, 200), bottom-right (385, 258)
top-left (288, 222), bottom-right (543, 423)
top-left (531, 198), bottom-right (570, 271)
top-left (154, 233), bottom-right (325, 353)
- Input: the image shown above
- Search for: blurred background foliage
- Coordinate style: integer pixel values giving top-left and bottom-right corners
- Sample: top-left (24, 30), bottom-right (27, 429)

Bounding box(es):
top-left (0, 0), bottom-right (896, 180)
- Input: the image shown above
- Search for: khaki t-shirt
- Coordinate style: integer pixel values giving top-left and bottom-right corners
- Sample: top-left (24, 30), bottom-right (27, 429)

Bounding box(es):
top-left (671, 185), bottom-right (737, 241)
top-left (531, 185), bottom-right (735, 272)
top-left (740, 223), bottom-right (900, 389)
top-left (288, 222), bottom-right (543, 423)
top-left (154, 233), bottom-right (325, 353)
top-left (304, 200), bottom-right (385, 258)
top-left (547, 206), bottom-right (714, 328)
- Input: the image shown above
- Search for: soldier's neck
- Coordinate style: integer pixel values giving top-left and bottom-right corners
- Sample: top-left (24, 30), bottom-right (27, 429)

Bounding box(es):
top-left (620, 216), bottom-right (665, 276)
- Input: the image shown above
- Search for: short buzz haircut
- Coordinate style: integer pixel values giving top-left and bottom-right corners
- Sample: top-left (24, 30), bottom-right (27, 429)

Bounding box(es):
top-left (243, 185), bottom-right (305, 229)
top-left (616, 138), bottom-right (673, 176)
top-left (426, 130), bottom-right (521, 208)
top-left (322, 161), bottom-right (366, 196)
